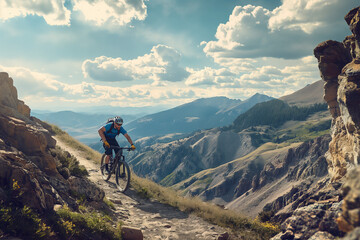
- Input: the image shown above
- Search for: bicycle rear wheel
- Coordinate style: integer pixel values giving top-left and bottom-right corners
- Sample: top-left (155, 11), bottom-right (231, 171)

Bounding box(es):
top-left (100, 154), bottom-right (111, 181)
top-left (115, 161), bottom-right (131, 192)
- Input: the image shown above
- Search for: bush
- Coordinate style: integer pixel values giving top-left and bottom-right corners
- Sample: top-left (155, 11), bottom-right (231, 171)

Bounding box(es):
top-left (50, 147), bottom-right (88, 178)
top-left (0, 205), bottom-right (53, 239)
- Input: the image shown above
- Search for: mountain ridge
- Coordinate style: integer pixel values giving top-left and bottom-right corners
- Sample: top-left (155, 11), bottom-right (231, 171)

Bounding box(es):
top-left (126, 93), bottom-right (273, 139)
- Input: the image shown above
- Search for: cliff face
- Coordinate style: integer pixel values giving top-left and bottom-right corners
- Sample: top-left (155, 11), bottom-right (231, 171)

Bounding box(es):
top-left (267, 6), bottom-right (360, 240)
top-left (0, 72), bottom-right (104, 216)
top-left (273, 5), bottom-right (360, 238)
top-left (314, 7), bottom-right (360, 181)
top-left (314, 7), bottom-right (360, 234)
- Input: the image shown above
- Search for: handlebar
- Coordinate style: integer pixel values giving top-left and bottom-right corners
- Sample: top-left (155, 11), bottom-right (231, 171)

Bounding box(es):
top-left (108, 145), bottom-right (134, 151)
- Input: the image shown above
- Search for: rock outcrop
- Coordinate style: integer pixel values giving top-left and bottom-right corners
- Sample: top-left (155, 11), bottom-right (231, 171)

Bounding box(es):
top-left (0, 72), bottom-right (30, 118)
top-left (269, 6), bottom-right (360, 240)
top-left (0, 72), bottom-right (105, 215)
top-left (263, 6), bottom-right (360, 240)
top-left (314, 6), bottom-right (360, 181)
top-left (315, 7), bottom-right (360, 236)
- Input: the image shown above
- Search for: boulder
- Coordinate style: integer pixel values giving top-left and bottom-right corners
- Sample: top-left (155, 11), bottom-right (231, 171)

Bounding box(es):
top-left (0, 151), bottom-right (58, 212)
top-left (68, 176), bottom-right (105, 202)
top-left (0, 72), bottom-right (30, 117)
top-left (337, 167), bottom-right (360, 233)
top-left (0, 115), bottom-right (56, 156)
top-left (121, 226), bottom-right (143, 240)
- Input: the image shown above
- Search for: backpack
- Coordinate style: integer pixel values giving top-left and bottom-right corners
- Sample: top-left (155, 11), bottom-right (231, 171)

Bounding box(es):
top-left (105, 118), bottom-right (120, 135)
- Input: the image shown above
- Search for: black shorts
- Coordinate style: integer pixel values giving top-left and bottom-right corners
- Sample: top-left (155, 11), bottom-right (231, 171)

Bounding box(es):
top-left (103, 138), bottom-right (120, 155)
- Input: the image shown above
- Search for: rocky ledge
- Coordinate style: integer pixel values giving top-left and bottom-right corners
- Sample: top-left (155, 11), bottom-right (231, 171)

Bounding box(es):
top-left (0, 72), bottom-right (105, 214)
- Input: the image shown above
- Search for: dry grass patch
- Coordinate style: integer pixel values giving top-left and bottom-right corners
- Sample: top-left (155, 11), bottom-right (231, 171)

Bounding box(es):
top-left (131, 175), bottom-right (279, 239)
top-left (51, 124), bottom-right (102, 161)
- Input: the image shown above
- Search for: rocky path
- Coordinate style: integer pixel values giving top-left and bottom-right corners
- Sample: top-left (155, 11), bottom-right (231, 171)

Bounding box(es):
top-left (54, 137), bottom-right (229, 240)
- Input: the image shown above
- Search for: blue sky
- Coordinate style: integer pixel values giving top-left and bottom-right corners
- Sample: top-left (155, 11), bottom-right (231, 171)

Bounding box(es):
top-left (0, 0), bottom-right (358, 112)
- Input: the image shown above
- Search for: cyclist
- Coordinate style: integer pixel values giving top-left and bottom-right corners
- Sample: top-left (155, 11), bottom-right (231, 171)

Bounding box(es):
top-left (98, 116), bottom-right (135, 173)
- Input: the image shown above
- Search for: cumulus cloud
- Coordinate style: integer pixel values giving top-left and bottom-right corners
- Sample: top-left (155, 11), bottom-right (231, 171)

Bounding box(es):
top-left (269, 0), bottom-right (357, 33)
top-left (185, 67), bottom-right (236, 86)
top-left (72, 0), bottom-right (147, 26)
top-left (0, 64), bottom-right (201, 109)
top-left (0, 0), bottom-right (71, 25)
top-left (0, 0), bottom-right (148, 26)
top-left (203, 0), bottom-right (358, 63)
top-left (0, 65), bottom-right (66, 95)
top-left (82, 44), bottom-right (190, 83)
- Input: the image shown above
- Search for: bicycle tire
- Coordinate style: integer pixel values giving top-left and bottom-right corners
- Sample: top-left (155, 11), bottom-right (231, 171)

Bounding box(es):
top-left (115, 161), bottom-right (131, 192)
top-left (100, 154), bottom-right (111, 181)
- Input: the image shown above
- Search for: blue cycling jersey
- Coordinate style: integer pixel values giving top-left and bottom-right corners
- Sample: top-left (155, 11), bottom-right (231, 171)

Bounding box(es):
top-left (104, 122), bottom-right (127, 139)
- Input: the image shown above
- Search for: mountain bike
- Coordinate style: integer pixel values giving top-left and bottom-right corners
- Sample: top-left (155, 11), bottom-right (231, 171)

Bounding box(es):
top-left (100, 146), bottom-right (133, 192)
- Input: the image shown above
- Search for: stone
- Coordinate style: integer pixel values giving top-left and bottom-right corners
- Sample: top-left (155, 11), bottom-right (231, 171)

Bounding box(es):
top-left (345, 7), bottom-right (360, 38)
top-left (0, 72), bottom-right (30, 118)
top-left (338, 167), bottom-right (360, 232)
top-left (308, 231), bottom-right (336, 240)
top-left (280, 230), bottom-right (294, 240)
top-left (342, 227), bottom-right (360, 240)
top-left (217, 232), bottom-right (229, 240)
top-left (108, 198), bottom-right (123, 205)
top-left (68, 176), bottom-right (105, 202)
top-left (121, 226), bottom-right (143, 240)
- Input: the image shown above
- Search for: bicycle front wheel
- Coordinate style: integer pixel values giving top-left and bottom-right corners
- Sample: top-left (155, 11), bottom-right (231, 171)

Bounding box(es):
top-left (100, 154), bottom-right (111, 181)
top-left (115, 161), bottom-right (131, 192)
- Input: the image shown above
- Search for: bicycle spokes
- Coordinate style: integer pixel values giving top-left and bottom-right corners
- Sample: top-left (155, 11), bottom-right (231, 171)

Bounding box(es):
top-left (115, 162), bottom-right (131, 192)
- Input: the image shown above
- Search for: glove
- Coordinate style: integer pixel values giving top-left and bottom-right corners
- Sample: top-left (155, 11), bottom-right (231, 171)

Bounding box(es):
top-left (104, 141), bottom-right (110, 148)
top-left (131, 144), bottom-right (136, 150)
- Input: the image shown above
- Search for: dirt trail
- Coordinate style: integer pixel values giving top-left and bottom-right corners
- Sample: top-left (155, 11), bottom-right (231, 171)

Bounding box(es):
top-left (54, 137), bottom-right (229, 240)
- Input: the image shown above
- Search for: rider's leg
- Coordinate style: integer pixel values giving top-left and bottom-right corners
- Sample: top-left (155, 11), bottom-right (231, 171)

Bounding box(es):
top-left (103, 140), bottom-right (112, 172)
top-left (105, 155), bottom-right (110, 164)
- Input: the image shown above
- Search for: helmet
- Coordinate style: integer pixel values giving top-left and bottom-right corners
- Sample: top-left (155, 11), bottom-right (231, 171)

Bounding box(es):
top-left (114, 116), bottom-right (123, 125)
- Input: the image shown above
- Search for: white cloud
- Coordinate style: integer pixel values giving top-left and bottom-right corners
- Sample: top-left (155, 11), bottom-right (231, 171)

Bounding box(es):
top-left (269, 0), bottom-right (357, 34)
top-left (82, 44), bottom-right (190, 83)
top-left (185, 67), bottom-right (236, 86)
top-left (0, 65), bottom-right (66, 95)
top-left (0, 64), bottom-right (201, 109)
top-left (0, 0), bottom-right (71, 25)
top-left (0, 0), bottom-right (148, 26)
top-left (72, 0), bottom-right (147, 26)
top-left (203, 0), bottom-right (358, 63)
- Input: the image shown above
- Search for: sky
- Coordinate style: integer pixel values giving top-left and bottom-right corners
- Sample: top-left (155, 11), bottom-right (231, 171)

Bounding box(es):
top-left (0, 0), bottom-right (358, 112)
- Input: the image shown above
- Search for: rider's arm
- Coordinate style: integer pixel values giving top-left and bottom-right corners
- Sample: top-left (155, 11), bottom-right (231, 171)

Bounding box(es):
top-left (123, 133), bottom-right (133, 145)
top-left (98, 127), bottom-right (107, 143)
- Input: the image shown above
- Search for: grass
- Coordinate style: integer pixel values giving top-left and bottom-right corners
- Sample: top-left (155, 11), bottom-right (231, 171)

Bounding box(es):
top-left (50, 146), bottom-right (88, 178)
top-left (0, 205), bottom-right (53, 239)
top-left (56, 205), bottom-right (121, 240)
top-left (131, 175), bottom-right (279, 239)
top-left (51, 123), bottom-right (279, 239)
top-left (51, 124), bottom-right (102, 161)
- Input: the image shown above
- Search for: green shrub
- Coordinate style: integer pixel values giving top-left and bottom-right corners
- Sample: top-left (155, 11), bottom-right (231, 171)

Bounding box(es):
top-left (50, 147), bottom-right (88, 177)
top-left (56, 205), bottom-right (121, 240)
top-left (0, 205), bottom-right (53, 239)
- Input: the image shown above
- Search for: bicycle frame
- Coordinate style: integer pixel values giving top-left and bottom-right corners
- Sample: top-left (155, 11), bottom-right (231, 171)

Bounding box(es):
top-left (101, 145), bottom-right (133, 192)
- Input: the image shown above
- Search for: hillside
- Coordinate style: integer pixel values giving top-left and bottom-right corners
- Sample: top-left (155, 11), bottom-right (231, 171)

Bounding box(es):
top-left (231, 99), bottom-right (328, 132)
top-left (279, 80), bottom-right (325, 106)
top-left (126, 94), bottom-right (273, 139)
top-left (127, 99), bottom-right (331, 188)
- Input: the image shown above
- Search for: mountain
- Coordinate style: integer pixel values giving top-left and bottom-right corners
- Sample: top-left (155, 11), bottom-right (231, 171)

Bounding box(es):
top-left (173, 135), bottom-right (330, 215)
top-left (32, 111), bottom-right (141, 144)
top-left (231, 99), bottom-right (327, 132)
top-left (126, 94), bottom-right (273, 139)
top-left (279, 80), bottom-right (325, 107)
